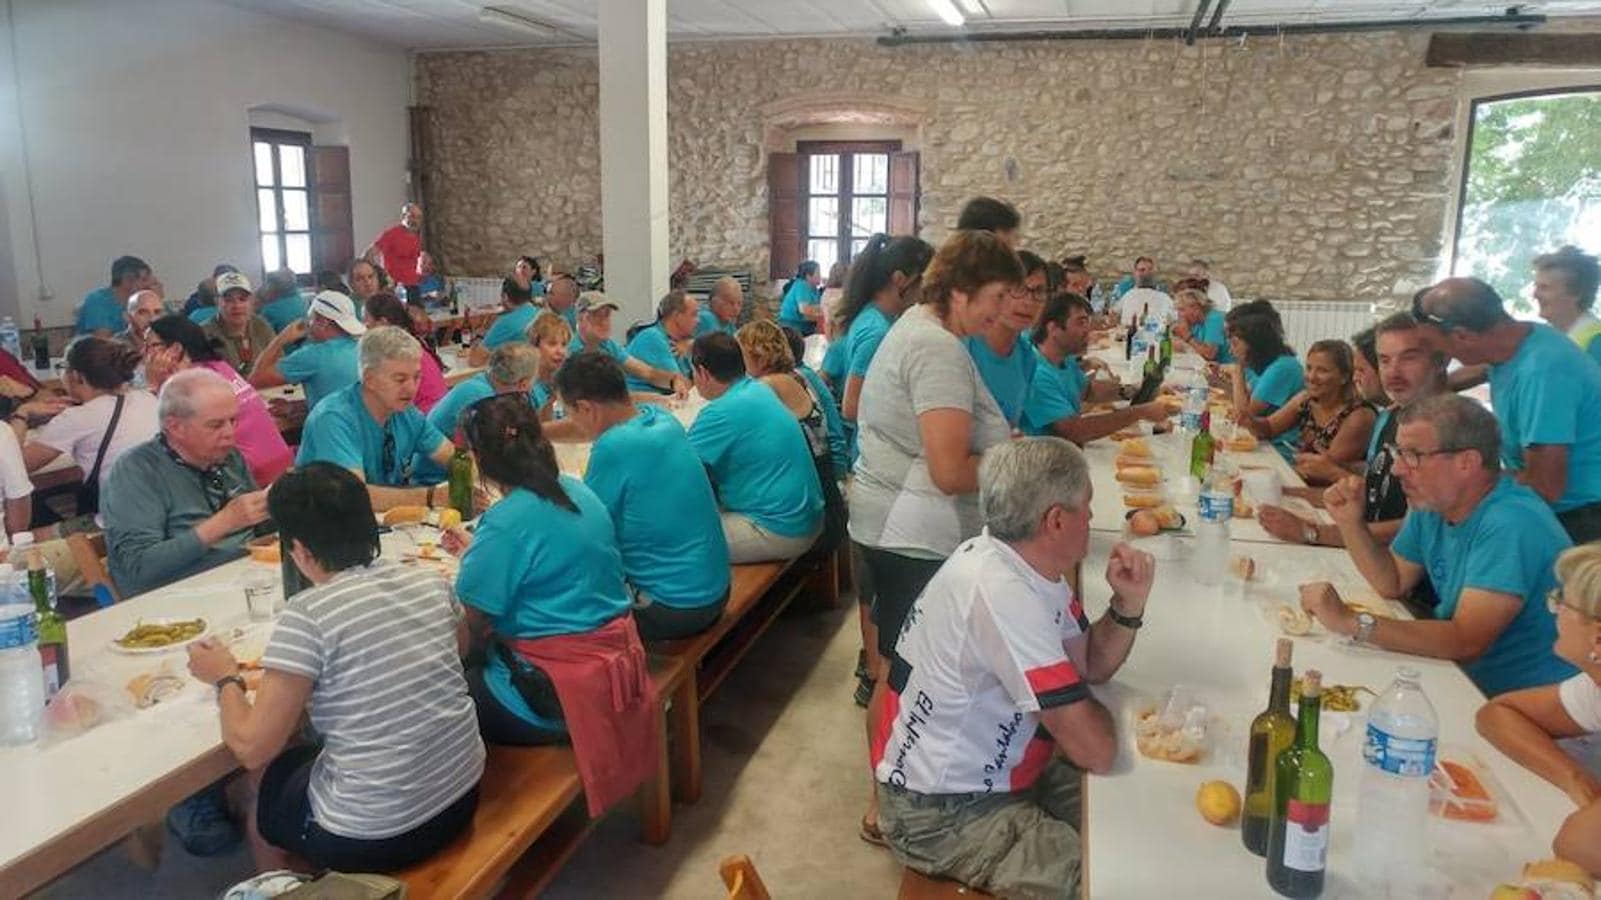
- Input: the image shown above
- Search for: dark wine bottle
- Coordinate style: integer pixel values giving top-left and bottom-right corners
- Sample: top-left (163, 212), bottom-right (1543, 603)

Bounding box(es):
top-left (1242, 638), bottom-right (1296, 855)
top-left (1266, 669), bottom-right (1334, 898)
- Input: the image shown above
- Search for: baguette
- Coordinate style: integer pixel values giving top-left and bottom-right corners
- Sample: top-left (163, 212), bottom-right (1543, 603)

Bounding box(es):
top-left (1116, 466), bottom-right (1162, 487)
top-left (1123, 492), bottom-right (1164, 509)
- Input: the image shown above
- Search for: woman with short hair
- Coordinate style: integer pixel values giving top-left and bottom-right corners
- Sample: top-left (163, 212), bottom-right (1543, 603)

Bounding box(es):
top-left (778, 260), bottom-right (824, 336)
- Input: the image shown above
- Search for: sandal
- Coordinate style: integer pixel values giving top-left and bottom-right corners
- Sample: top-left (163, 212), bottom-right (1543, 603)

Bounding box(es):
top-left (859, 816), bottom-right (887, 848)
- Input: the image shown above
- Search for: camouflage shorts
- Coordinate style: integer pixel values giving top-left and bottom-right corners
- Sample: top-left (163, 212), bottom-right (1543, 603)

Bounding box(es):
top-left (878, 757), bottom-right (1083, 900)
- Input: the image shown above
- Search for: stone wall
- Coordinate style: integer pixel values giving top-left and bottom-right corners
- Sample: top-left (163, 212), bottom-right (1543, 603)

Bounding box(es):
top-left (416, 30), bottom-right (1469, 304)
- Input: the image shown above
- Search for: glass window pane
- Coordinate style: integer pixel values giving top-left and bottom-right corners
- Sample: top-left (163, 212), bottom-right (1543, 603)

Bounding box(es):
top-left (808, 154), bottom-right (838, 194)
top-left (253, 142), bottom-right (274, 186)
top-left (807, 239), bottom-right (839, 275)
top-left (282, 189), bottom-right (309, 231)
top-left (851, 238), bottom-right (870, 259)
top-left (279, 144), bottom-right (307, 188)
top-left (285, 233), bottom-right (312, 274)
top-left (261, 234), bottom-right (281, 273)
top-left (257, 189), bottom-right (279, 233)
top-left (851, 196), bottom-right (887, 238)
top-left (808, 197), bottom-right (839, 239)
top-left (854, 154), bottom-right (889, 194)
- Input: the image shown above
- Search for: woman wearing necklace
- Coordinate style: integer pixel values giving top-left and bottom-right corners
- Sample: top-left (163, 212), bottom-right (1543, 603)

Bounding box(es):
top-left (1240, 338), bottom-right (1376, 485)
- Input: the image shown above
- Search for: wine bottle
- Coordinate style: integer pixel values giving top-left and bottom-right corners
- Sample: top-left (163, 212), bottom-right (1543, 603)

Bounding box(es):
top-left (1243, 638), bottom-right (1296, 855)
top-left (1267, 669), bottom-right (1334, 898)
top-left (1142, 345), bottom-right (1159, 382)
top-left (27, 549), bottom-right (67, 700)
top-left (1189, 410), bottom-right (1216, 480)
top-left (448, 440), bottom-right (475, 519)
top-left (1160, 323), bottom-right (1173, 367)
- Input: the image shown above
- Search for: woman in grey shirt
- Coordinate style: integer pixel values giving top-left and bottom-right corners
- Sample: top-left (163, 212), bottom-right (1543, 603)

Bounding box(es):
top-left (852, 228), bottom-right (1022, 843)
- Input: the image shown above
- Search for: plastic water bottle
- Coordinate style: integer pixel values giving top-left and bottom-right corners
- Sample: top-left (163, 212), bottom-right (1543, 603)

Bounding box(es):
top-left (1195, 467), bottom-right (1233, 586)
top-left (0, 603), bottom-right (44, 745)
top-left (0, 318), bottom-right (22, 362)
top-left (1354, 667), bottom-right (1439, 894)
top-left (1179, 368), bottom-right (1208, 435)
top-left (396, 284), bottom-right (409, 305)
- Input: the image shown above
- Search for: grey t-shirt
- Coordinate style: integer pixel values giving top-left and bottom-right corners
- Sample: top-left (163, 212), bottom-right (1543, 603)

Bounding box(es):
top-left (263, 560), bottom-right (485, 839)
top-left (849, 304), bottom-right (1009, 558)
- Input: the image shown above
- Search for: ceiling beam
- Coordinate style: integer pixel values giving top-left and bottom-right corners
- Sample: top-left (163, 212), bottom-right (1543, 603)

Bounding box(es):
top-left (1185, 0), bottom-right (1213, 46)
top-left (879, 11), bottom-right (1547, 46)
top-left (1426, 32), bottom-right (1601, 68)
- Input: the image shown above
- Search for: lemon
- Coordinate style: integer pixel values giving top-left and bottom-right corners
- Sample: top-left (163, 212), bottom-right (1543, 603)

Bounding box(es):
top-left (1196, 781), bottom-right (1241, 826)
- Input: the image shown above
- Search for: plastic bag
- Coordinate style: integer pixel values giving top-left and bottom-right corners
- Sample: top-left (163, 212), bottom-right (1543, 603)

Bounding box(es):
top-left (39, 679), bottom-right (135, 747)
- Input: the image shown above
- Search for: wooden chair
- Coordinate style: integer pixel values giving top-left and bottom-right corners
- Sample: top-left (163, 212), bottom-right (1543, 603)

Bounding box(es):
top-left (65, 531), bottom-right (119, 604)
top-left (720, 854), bottom-right (771, 900)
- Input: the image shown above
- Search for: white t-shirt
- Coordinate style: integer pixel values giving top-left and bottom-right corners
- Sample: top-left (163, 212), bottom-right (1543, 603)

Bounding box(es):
top-left (0, 427), bottom-right (33, 503)
top-left (1559, 673), bottom-right (1601, 732)
top-left (1207, 279), bottom-right (1234, 312)
top-left (1117, 287), bottom-right (1175, 327)
top-left (34, 390), bottom-right (159, 487)
top-left (873, 530), bottom-right (1091, 795)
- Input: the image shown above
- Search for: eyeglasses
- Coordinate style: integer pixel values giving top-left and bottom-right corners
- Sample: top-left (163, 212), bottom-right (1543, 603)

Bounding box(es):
top-left (1385, 443), bottom-right (1466, 467)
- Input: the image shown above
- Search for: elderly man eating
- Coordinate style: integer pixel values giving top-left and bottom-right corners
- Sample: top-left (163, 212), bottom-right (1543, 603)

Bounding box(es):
top-left (874, 437), bottom-right (1155, 899)
top-left (696, 276), bottom-right (743, 337)
top-left (101, 368), bottom-right (269, 597)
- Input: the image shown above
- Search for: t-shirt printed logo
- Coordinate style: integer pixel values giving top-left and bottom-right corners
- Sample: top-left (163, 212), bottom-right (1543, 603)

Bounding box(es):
top-left (885, 689), bottom-right (936, 788)
top-left (981, 712), bottom-right (1025, 793)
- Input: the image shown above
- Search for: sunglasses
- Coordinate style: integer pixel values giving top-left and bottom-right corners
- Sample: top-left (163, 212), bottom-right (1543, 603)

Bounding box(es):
top-left (1409, 292), bottom-right (1454, 330)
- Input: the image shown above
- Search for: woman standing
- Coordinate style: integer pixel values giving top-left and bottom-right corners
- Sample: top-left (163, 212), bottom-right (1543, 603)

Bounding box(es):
top-left (1240, 339), bottom-right (1375, 482)
top-left (851, 230), bottom-right (1020, 843)
top-left (365, 292), bottom-right (447, 414)
top-left (778, 260), bottom-right (824, 336)
top-left (836, 236), bottom-right (935, 440)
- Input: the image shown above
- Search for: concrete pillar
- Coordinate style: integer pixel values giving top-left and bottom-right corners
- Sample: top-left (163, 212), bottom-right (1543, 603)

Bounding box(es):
top-left (597, 0), bottom-right (669, 326)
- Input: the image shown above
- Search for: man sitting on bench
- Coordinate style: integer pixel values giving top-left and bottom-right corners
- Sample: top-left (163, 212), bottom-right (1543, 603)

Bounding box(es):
top-left (873, 437), bottom-right (1155, 899)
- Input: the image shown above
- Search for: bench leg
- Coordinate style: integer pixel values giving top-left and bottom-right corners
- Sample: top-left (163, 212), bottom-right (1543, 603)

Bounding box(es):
top-left (122, 820), bottom-right (164, 871)
top-left (670, 674), bottom-right (703, 804)
top-left (639, 704), bottom-right (672, 846)
top-left (808, 550), bottom-right (841, 609)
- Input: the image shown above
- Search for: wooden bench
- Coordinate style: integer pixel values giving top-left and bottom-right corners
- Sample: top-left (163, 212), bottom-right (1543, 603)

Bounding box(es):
top-left (898, 869), bottom-right (994, 898)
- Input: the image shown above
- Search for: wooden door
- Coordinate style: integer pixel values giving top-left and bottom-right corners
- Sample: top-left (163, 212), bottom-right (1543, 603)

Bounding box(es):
top-left (767, 152), bottom-right (803, 280)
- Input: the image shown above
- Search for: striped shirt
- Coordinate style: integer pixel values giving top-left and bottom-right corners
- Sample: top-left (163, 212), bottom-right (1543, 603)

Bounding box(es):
top-left (262, 560), bottom-right (485, 839)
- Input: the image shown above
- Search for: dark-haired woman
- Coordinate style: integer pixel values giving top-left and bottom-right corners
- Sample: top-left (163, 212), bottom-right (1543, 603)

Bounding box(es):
top-left (837, 235), bottom-right (935, 441)
top-left (513, 255), bottom-right (546, 298)
top-left (144, 315), bottom-right (293, 486)
top-left (14, 336), bottom-right (157, 518)
top-left (778, 260), bottom-right (824, 336)
top-left (185, 462), bottom-right (483, 872)
top-left (365, 292), bottom-right (447, 413)
top-left (444, 395), bottom-right (635, 745)
top-left (1224, 311), bottom-right (1305, 462)
top-left (1241, 339), bottom-right (1375, 483)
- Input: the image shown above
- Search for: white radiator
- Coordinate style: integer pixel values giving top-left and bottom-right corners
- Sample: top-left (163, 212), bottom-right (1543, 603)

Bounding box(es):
top-left (448, 276), bottom-right (506, 313)
top-left (1266, 300), bottom-right (1378, 354)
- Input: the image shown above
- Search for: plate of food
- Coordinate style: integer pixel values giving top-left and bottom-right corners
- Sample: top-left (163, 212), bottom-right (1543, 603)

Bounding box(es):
top-left (110, 617), bottom-right (210, 654)
top-left (1220, 431), bottom-right (1259, 452)
top-left (1126, 506), bottom-right (1185, 535)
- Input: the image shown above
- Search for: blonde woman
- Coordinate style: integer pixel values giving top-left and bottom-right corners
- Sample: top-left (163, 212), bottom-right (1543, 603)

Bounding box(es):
top-left (1478, 543), bottom-right (1601, 876)
top-left (1171, 284), bottom-right (1231, 363)
top-left (735, 321), bottom-right (832, 479)
top-left (527, 312), bottom-right (581, 442)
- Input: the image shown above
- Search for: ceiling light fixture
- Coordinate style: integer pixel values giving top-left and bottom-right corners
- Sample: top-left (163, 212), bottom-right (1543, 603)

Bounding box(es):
top-left (478, 6), bottom-right (558, 38)
top-left (926, 0), bottom-right (965, 27)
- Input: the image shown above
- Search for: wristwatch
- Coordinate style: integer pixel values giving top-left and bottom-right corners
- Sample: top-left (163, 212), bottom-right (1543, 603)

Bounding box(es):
top-left (1353, 612), bottom-right (1378, 645)
top-left (1107, 604), bottom-right (1144, 630)
top-left (1302, 522), bottom-right (1319, 545)
top-left (214, 674), bottom-right (247, 699)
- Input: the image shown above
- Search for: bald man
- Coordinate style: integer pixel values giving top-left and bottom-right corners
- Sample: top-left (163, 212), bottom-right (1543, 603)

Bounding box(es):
top-left (369, 202), bottom-right (425, 290)
top-left (696, 277), bottom-right (742, 338)
top-left (117, 290), bottom-right (167, 348)
top-left (1416, 276), bottom-right (1601, 542)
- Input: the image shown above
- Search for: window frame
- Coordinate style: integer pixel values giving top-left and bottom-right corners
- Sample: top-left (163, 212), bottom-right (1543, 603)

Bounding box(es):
top-left (250, 126), bottom-right (315, 276)
top-left (797, 140), bottom-right (902, 271)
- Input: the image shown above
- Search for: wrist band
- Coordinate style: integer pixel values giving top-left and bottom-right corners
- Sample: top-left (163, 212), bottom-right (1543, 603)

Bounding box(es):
top-left (214, 674), bottom-right (247, 699)
top-left (1107, 605), bottom-right (1143, 630)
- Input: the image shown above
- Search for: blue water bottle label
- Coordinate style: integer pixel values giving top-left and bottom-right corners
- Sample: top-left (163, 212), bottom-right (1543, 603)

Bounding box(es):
top-left (1180, 410), bottom-right (1202, 431)
top-left (0, 610), bottom-right (37, 650)
top-left (1198, 490), bottom-right (1233, 522)
top-left (1363, 724), bottom-right (1437, 776)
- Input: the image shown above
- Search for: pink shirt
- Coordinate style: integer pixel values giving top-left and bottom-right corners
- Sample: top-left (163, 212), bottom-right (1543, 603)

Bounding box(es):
top-left (416, 344), bottom-right (447, 414)
top-left (200, 360), bottom-right (292, 486)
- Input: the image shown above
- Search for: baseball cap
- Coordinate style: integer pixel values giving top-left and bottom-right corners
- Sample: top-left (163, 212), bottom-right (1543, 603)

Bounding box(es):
top-left (576, 291), bottom-right (619, 316)
top-left (307, 290), bottom-right (367, 336)
top-left (216, 272), bottom-right (252, 295)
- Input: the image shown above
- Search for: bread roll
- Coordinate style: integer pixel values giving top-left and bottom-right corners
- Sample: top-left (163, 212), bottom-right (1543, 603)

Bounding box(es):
top-left (1124, 492), bottom-right (1164, 509)
top-left (1119, 437), bottom-right (1153, 457)
top-left (1229, 555), bottom-right (1256, 580)
top-left (383, 505), bottom-right (430, 526)
top-left (1116, 466), bottom-right (1162, 487)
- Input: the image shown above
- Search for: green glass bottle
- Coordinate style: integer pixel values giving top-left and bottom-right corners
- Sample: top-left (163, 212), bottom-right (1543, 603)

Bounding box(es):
top-left (1142, 345), bottom-right (1159, 382)
top-left (1189, 410), bottom-right (1216, 480)
top-left (1266, 669), bottom-right (1334, 898)
top-left (1243, 639), bottom-right (1296, 856)
top-left (27, 549), bottom-right (68, 699)
top-left (1160, 323), bottom-right (1173, 367)
top-left (447, 441), bottom-right (475, 519)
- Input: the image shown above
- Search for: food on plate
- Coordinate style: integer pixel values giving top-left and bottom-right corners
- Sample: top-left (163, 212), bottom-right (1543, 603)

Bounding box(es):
top-left (383, 505), bottom-right (430, 526)
top-left (417, 540), bottom-right (438, 560)
top-left (1234, 498), bottom-right (1255, 518)
top-left (1503, 859), bottom-right (1596, 899)
top-left (1123, 492), bottom-right (1164, 509)
top-left (1431, 758), bottom-right (1499, 822)
top-left (1134, 707), bottom-right (1203, 763)
top-left (1222, 432), bottom-right (1258, 452)
top-left (246, 536), bottom-right (280, 563)
top-left (1115, 454), bottom-right (1150, 470)
top-left (1152, 505), bottom-right (1183, 530)
top-left (1196, 781), bottom-right (1241, 826)
top-left (436, 508), bottom-right (463, 530)
top-left (1119, 437), bottom-right (1153, 458)
top-left (1229, 555), bottom-right (1256, 581)
top-left (114, 618), bottom-right (206, 650)
top-left (1277, 604), bottom-right (1313, 636)
top-left (1129, 510), bottom-right (1160, 537)
top-left (126, 672), bottom-right (186, 709)
top-left (1292, 678), bottom-right (1366, 713)
top-left (1115, 466), bottom-right (1161, 487)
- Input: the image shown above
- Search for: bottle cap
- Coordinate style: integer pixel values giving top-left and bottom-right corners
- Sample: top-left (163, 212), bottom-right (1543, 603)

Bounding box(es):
top-left (1301, 669), bottom-right (1322, 697)
top-left (1274, 638), bottom-right (1293, 668)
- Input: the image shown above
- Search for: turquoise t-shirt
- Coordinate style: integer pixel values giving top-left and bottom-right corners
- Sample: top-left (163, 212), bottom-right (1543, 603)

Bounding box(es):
top-left (1393, 477), bottom-right (1579, 696)
top-left (799, 364), bottom-right (849, 478)
top-left (819, 339), bottom-right (848, 399)
top-left (1581, 331), bottom-right (1601, 367)
top-left (624, 323), bottom-right (685, 394)
top-left (568, 335), bottom-right (629, 364)
top-left (278, 335), bottom-right (359, 411)
top-left (455, 479), bottom-right (632, 729)
top-left (416, 373), bottom-right (497, 483)
top-left (530, 379), bottom-right (557, 413)
top-left (695, 308), bottom-right (735, 338)
top-left (1487, 322), bottom-right (1601, 513)
top-left (1245, 354), bottom-right (1304, 462)
top-left (1020, 354), bottom-right (1087, 437)
top-left (586, 405), bottom-right (730, 609)
top-left (483, 304), bottom-right (537, 349)
top-left (846, 305), bottom-right (895, 379)
top-left (259, 292), bottom-right (309, 333)
top-left (295, 382), bottom-right (449, 486)
top-left (189, 306), bottom-right (218, 325)
top-left (778, 280), bottom-right (820, 336)
top-left (1367, 406), bottom-right (1393, 465)
top-left (965, 334), bottom-right (1036, 427)
top-left (1195, 308), bottom-right (1232, 364)
top-left (688, 377), bottom-right (823, 538)
top-left (76, 287), bottom-right (125, 335)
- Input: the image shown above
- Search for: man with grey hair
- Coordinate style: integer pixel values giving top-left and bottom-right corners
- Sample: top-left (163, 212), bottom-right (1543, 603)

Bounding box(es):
top-left (1188, 258), bottom-right (1232, 311)
top-left (413, 342), bottom-right (540, 482)
top-left (1302, 393), bottom-right (1577, 697)
top-left (296, 325), bottom-right (455, 511)
top-left (695, 276), bottom-right (742, 338)
top-left (542, 273), bottom-right (581, 330)
top-left (874, 437), bottom-right (1155, 899)
top-left (117, 289), bottom-right (166, 347)
top-left (368, 201), bottom-right (424, 291)
top-left (102, 367), bottom-right (268, 597)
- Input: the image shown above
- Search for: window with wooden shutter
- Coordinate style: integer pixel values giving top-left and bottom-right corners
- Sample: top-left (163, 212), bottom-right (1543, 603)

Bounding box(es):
top-left (768, 152), bottom-right (803, 280)
top-left (308, 146), bottom-right (353, 275)
top-left (888, 151), bottom-right (920, 236)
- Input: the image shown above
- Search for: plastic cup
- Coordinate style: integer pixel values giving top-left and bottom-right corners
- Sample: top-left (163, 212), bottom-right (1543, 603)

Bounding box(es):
top-left (243, 570), bottom-right (280, 622)
top-left (1242, 468), bottom-right (1283, 508)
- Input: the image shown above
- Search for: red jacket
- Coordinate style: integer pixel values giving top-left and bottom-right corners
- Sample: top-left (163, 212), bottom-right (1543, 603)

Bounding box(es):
top-left (506, 615), bottom-right (658, 817)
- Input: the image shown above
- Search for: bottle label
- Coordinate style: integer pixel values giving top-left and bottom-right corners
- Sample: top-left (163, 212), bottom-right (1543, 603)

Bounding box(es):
top-left (0, 610), bottom-right (37, 650)
top-left (1198, 490), bottom-right (1234, 522)
top-left (1180, 410), bottom-right (1202, 431)
top-left (1282, 799), bottom-right (1330, 873)
top-left (39, 645), bottom-right (62, 699)
top-left (1363, 724), bottom-right (1437, 776)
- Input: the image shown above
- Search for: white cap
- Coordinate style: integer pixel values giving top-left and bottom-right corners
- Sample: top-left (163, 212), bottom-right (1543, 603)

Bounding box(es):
top-left (306, 291), bottom-right (367, 336)
top-left (216, 272), bottom-right (252, 295)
